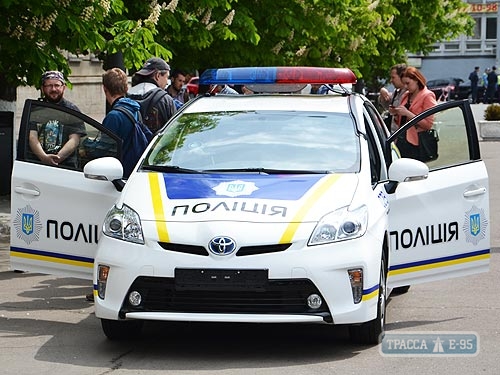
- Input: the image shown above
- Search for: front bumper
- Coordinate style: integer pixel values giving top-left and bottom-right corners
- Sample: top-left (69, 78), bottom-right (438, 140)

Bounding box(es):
top-left (94, 228), bottom-right (383, 325)
top-left (119, 276), bottom-right (331, 320)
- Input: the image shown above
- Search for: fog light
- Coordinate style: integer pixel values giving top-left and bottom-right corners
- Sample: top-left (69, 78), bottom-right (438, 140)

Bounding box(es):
top-left (128, 291), bottom-right (142, 306)
top-left (307, 294), bottom-right (323, 309)
top-left (348, 268), bottom-right (363, 304)
top-left (97, 265), bottom-right (110, 299)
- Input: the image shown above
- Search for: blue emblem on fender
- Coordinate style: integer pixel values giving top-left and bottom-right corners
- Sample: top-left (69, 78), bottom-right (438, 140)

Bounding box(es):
top-left (13, 205), bottom-right (42, 245)
top-left (22, 213), bottom-right (34, 235)
top-left (463, 206), bottom-right (488, 246)
top-left (469, 213), bottom-right (480, 236)
top-left (208, 236), bottom-right (236, 256)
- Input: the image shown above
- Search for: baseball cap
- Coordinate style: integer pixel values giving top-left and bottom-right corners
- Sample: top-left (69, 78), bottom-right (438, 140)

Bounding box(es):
top-left (136, 57), bottom-right (170, 76)
top-left (41, 70), bottom-right (65, 85)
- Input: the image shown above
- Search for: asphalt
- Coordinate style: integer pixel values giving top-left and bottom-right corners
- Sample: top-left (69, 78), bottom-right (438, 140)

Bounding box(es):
top-left (0, 103), bottom-right (496, 273)
top-left (0, 193), bottom-right (10, 271)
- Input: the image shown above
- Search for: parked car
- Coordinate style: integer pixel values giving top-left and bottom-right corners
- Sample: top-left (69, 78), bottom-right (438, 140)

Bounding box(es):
top-left (186, 76), bottom-right (199, 98)
top-left (426, 77), bottom-right (463, 101)
top-left (11, 67), bottom-right (490, 345)
top-left (456, 80), bottom-right (497, 103)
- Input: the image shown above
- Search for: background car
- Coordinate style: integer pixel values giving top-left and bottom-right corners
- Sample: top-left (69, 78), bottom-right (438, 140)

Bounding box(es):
top-left (186, 76), bottom-right (199, 98)
top-left (426, 77), bottom-right (464, 101)
top-left (456, 80), bottom-right (497, 103)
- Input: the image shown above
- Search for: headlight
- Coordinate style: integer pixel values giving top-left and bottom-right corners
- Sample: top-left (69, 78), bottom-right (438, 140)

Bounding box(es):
top-left (308, 205), bottom-right (368, 246)
top-left (103, 204), bottom-right (144, 244)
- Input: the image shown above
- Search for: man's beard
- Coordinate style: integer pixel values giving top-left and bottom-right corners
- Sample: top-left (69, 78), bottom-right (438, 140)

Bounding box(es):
top-left (45, 93), bottom-right (64, 103)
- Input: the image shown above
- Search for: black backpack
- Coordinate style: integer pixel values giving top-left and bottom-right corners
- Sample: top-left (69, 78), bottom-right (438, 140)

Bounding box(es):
top-left (129, 88), bottom-right (176, 133)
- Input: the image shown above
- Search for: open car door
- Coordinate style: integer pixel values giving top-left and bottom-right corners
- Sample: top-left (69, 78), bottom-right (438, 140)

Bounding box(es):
top-left (10, 100), bottom-right (123, 280)
top-left (387, 100), bottom-right (489, 288)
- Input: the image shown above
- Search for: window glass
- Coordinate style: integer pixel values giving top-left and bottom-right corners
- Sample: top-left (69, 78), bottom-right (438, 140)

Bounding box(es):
top-left (23, 104), bottom-right (119, 171)
top-left (426, 106), bottom-right (469, 169)
top-left (468, 17), bottom-right (481, 40)
top-left (394, 106), bottom-right (470, 170)
top-left (145, 111), bottom-right (360, 173)
top-left (486, 17), bottom-right (497, 39)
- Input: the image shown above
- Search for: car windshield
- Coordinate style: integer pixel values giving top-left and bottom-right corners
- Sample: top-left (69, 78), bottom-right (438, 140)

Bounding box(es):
top-left (143, 110), bottom-right (360, 174)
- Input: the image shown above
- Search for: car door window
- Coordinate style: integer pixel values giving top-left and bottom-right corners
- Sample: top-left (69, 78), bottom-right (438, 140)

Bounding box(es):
top-left (426, 106), bottom-right (470, 169)
top-left (18, 100), bottom-right (122, 172)
top-left (388, 101), bottom-right (479, 170)
top-left (386, 99), bottom-right (489, 289)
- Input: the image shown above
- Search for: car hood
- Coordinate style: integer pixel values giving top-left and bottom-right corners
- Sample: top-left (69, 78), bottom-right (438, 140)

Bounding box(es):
top-left (121, 172), bottom-right (358, 224)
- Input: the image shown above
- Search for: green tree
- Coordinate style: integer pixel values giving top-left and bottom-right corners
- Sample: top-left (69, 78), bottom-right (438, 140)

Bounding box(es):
top-left (164, 0), bottom-right (473, 86)
top-left (0, 0), bottom-right (473, 98)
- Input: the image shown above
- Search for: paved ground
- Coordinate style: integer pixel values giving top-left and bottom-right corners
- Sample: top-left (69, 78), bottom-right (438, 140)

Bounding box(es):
top-left (0, 194), bottom-right (10, 271)
top-left (0, 103), bottom-right (496, 272)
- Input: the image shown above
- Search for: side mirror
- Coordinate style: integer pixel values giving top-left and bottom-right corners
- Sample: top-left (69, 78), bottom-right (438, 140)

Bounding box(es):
top-left (386, 158), bottom-right (429, 194)
top-left (83, 157), bottom-right (123, 182)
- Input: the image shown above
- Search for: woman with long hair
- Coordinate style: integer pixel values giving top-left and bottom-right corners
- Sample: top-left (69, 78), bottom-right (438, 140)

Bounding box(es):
top-left (390, 66), bottom-right (437, 159)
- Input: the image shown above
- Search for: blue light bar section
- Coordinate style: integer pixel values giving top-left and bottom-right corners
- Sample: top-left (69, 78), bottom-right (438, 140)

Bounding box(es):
top-left (199, 67), bottom-right (357, 85)
top-left (200, 67), bottom-right (278, 84)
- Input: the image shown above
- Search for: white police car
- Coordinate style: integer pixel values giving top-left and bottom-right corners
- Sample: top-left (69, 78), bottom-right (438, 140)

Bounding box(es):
top-left (11, 67), bottom-right (490, 344)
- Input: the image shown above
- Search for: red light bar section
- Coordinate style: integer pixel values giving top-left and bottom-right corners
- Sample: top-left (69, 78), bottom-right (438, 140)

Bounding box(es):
top-left (199, 67), bottom-right (357, 85)
top-left (275, 67), bottom-right (357, 84)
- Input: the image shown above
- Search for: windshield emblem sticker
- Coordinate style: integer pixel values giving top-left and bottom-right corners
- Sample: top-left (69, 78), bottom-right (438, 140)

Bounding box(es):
top-left (212, 180), bottom-right (259, 197)
top-left (13, 205), bottom-right (42, 245)
top-left (463, 206), bottom-right (488, 245)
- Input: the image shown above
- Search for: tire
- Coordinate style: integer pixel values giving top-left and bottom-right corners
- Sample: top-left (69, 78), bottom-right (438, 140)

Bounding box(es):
top-left (101, 319), bottom-right (144, 341)
top-left (349, 252), bottom-right (387, 345)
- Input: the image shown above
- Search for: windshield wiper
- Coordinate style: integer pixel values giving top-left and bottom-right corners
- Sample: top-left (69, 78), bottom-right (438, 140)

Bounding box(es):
top-left (202, 168), bottom-right (330, 175)
top-left (141, 165), bottom-right (201, 174)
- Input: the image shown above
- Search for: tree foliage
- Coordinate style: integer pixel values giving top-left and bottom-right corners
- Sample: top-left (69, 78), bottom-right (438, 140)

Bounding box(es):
top-left (0, 0), bottom-right (473, 91)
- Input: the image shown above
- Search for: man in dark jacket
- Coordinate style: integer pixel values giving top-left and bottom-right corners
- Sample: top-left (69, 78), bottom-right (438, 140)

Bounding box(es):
top-left (468, 66), bottom-right (480, 104)
top-left (128, 57), bottom-right (177, 133)
top-left (486, 66), bottom-right (497, 104)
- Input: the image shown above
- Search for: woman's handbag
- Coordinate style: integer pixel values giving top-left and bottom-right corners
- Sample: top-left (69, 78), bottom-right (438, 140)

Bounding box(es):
top-left (418, 129), bottom-right (439, 162)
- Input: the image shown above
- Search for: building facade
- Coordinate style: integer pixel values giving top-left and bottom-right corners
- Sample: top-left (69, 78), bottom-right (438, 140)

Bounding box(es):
top-left (408, 0), bottom-right (499, 82)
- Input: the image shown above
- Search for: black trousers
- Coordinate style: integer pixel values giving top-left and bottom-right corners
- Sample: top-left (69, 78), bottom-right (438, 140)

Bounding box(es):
top-left (396, 136), bottom-right (420, 160)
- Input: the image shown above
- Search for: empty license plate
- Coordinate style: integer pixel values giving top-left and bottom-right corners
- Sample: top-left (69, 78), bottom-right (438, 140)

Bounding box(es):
top-left (175, 268), bottom-right (268, 291)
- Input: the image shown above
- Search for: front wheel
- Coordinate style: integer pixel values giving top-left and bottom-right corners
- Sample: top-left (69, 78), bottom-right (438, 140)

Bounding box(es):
top-left (101, 319), bottom-right (144, 340)
top-left (349, 252), bottom-right (387, 345)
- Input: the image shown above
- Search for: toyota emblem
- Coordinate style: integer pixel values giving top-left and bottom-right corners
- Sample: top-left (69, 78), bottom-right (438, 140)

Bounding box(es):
top-left (208, 236), bottom-right (236, 256)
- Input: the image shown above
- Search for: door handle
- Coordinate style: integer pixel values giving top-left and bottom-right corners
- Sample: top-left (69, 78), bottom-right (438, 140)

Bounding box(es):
top-left (14, 186), bottom-right (40, 196)
top-left (463, 187), bottom-right (486, 198)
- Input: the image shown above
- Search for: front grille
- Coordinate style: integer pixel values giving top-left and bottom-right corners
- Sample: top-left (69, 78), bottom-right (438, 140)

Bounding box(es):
top-left (157, 242), bottom-right (291, 257)
top-left (119, 276), bottom-right (331, 320)
top-left (237, 243), bottom-right (291, 256)
top-left (158, 242), bottom-right (208, 256)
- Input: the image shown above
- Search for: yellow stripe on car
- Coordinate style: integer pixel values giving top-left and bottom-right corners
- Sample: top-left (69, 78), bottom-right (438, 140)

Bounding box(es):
top-left (280, 174), bottom-right (341, 244)
top-left (149, 173), bottom-right (170, 242)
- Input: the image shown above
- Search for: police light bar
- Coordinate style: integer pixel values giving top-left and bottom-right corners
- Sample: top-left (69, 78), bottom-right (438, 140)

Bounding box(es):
top-left (199, 67), bottom-right (357, 85)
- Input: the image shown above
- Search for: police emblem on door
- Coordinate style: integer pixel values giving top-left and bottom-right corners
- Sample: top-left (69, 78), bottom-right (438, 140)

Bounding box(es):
top-left (13, 205), bottom-right (42, 245)
top-left (463, 206), bottom-right (488, 246)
